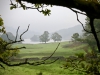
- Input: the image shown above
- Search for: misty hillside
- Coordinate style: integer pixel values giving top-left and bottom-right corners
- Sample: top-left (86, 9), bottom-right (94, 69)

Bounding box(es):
top-left (54, 25), bottom-right (83, 40)
top-left (0, 32), bottom-right (22, 43)
top-left (1, 32), bottom-right (15, 42)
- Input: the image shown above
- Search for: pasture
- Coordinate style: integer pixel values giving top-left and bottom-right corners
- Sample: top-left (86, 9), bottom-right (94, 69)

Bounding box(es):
top-left (0, 41), bottom-right (86, 75)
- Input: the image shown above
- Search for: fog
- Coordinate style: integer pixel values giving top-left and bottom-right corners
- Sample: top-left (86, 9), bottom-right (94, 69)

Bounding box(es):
top-left (0, 0), bottom-right (86, 34)
top-left (0, 0), bottom-right (87, 41)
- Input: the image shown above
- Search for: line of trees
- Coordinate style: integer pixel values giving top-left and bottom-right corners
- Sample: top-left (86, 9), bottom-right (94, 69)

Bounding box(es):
top-left (39, 31), bottom-right (62, 43)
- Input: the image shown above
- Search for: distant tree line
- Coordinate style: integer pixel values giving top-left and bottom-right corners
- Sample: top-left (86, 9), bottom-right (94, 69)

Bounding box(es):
top-left (1, 31), bottom-right (62, 44)
top-left (39, 31), bottom-right (62, 43)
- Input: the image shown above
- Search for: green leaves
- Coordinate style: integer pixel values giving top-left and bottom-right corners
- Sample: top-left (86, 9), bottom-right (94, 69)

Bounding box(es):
top-left (0, 37), bottom-right (19, 61)
top-left (51, 32), bottom-right (62, 42)
top-left (75, 53), bottom-right (84, 59)
top-left (80, 63), bottom-right (85, 68)
top-left (63, 51), bottom-right (100, 75)
top-left (71, 33), bottom-right (79, 42)
top-left (42, 9), bottom-right (51, 16)
top-left (0, 16), bottom-right (6, 33)
top-left (10, 1), bottom-right (52, 16)
top-left (34, 4), bottom-right (41, 8)
top-left (10, 5), bottom-right (16, 10)
top-left (39, 31), bottom-right (50, 43)
top-left (0, 17), bottom-right (3, 26)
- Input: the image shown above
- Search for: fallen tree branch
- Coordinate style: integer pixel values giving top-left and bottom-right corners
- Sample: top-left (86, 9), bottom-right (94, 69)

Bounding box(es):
top-left (0, 43), bottom-right (60, 69)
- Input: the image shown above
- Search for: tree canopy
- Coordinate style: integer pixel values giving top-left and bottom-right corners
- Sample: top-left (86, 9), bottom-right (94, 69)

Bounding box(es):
top-left (39, 31), bottom-right (50, 43)
top-left (71, 33), bottom-right (79, 42)
top-left (17, 0), bottom-right (100, 19)
top-left (81, 17), bottom-right (100, 51)
top-left (51, 32), bottom-right (62, 42)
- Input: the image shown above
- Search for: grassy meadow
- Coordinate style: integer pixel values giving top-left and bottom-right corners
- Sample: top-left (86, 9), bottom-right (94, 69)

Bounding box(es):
top-left (0, 41), bottom-right (87, 75)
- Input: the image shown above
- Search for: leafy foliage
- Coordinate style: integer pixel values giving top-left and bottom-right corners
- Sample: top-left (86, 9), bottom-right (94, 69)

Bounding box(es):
top-left (71, 33), bottom-right (79, 42)
top-left (0, 16), bottom-right (20, 68)
top-left (51, 32), bottom-right (62, 42)
top-left (0, 37), bottom-right (19, 62)
top-left (39, 31), bottom-right (49, 43)
top-left (0, 16), bottom-right (6, 33)
top-left (80, 17), bottom-right (100, 51)
top-left (63, 50), bottom-right (100, 75)
top-left (0, 17), bottom-right (18, 60)
top-left (10, 0), bottom-right (52, 16)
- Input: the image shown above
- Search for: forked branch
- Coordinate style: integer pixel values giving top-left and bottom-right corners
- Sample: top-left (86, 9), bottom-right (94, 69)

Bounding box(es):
top-left (4, 24), bottom-right (30, 51)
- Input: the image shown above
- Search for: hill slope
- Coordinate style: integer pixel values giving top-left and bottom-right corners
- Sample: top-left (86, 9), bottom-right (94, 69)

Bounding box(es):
top-left (54, 25), bottom-right (83, 40)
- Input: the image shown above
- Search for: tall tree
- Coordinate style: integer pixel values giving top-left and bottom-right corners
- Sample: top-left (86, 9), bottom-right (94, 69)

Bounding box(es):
top-left (82, 17), bottom-right (100, 51)
top-left (39, 31), bottom-right (49, 43)
top-left (71, 33), bottom-right (79, 42)
top-left (51, 32), bottom-right (62, 42)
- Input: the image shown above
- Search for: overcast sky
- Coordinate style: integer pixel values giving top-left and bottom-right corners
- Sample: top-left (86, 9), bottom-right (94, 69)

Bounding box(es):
top-left (0, 0), bottom-right (86, 33)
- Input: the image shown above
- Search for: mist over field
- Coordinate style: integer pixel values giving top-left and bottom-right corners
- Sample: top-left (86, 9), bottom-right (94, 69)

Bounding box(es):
top-left (22, 38), bottom-right (68, 44)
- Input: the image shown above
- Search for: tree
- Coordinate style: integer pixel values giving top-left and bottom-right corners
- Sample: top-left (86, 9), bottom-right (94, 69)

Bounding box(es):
top-left (81, 17), bottom-right (100, 51)
top-left (51, 32), bottom-right (62, 42)
top-left (39, 31), bottom-right (50, 43)
top-left (71, 33), bottom-right (79, 42)
top-left (30, 35), bottom-right (39, 42)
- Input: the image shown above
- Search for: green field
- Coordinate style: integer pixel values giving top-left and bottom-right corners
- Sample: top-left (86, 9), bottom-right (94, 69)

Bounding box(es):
top-left (0, 41), bottom-right (86, 75)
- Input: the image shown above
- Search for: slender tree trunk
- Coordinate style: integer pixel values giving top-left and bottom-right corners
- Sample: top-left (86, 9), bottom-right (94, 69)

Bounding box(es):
top-left (90, 18), bottom-right (100, 52)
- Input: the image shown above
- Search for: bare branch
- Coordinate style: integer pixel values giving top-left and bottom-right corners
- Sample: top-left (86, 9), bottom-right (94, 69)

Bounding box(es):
top-left (7, 46), bottom-right (26, 50)
top-left (75, 12), bottom-right (92, 33)
top-left (43, 43), bottom-right (60, 61)
top-left (0, 43), bottom-right (60, 68)
top-left (20, 24), bottom-right (30, 40)
top-left (71, 10), bottom-right (100, 34)
top-left (67, 7), bottom-right (92, 33)
top-left (6, 33), bottom-right (13, 42)
top-left (4, 25), bottom-right (30, 51)
top-left (10, 0), bottom-right (13, 5)
top-left (44, 58), bottom-right (59, 64)
top-left (69, 8), bottom-right (86, 16)
top-left (15, 26), bottom-right (20, 41)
